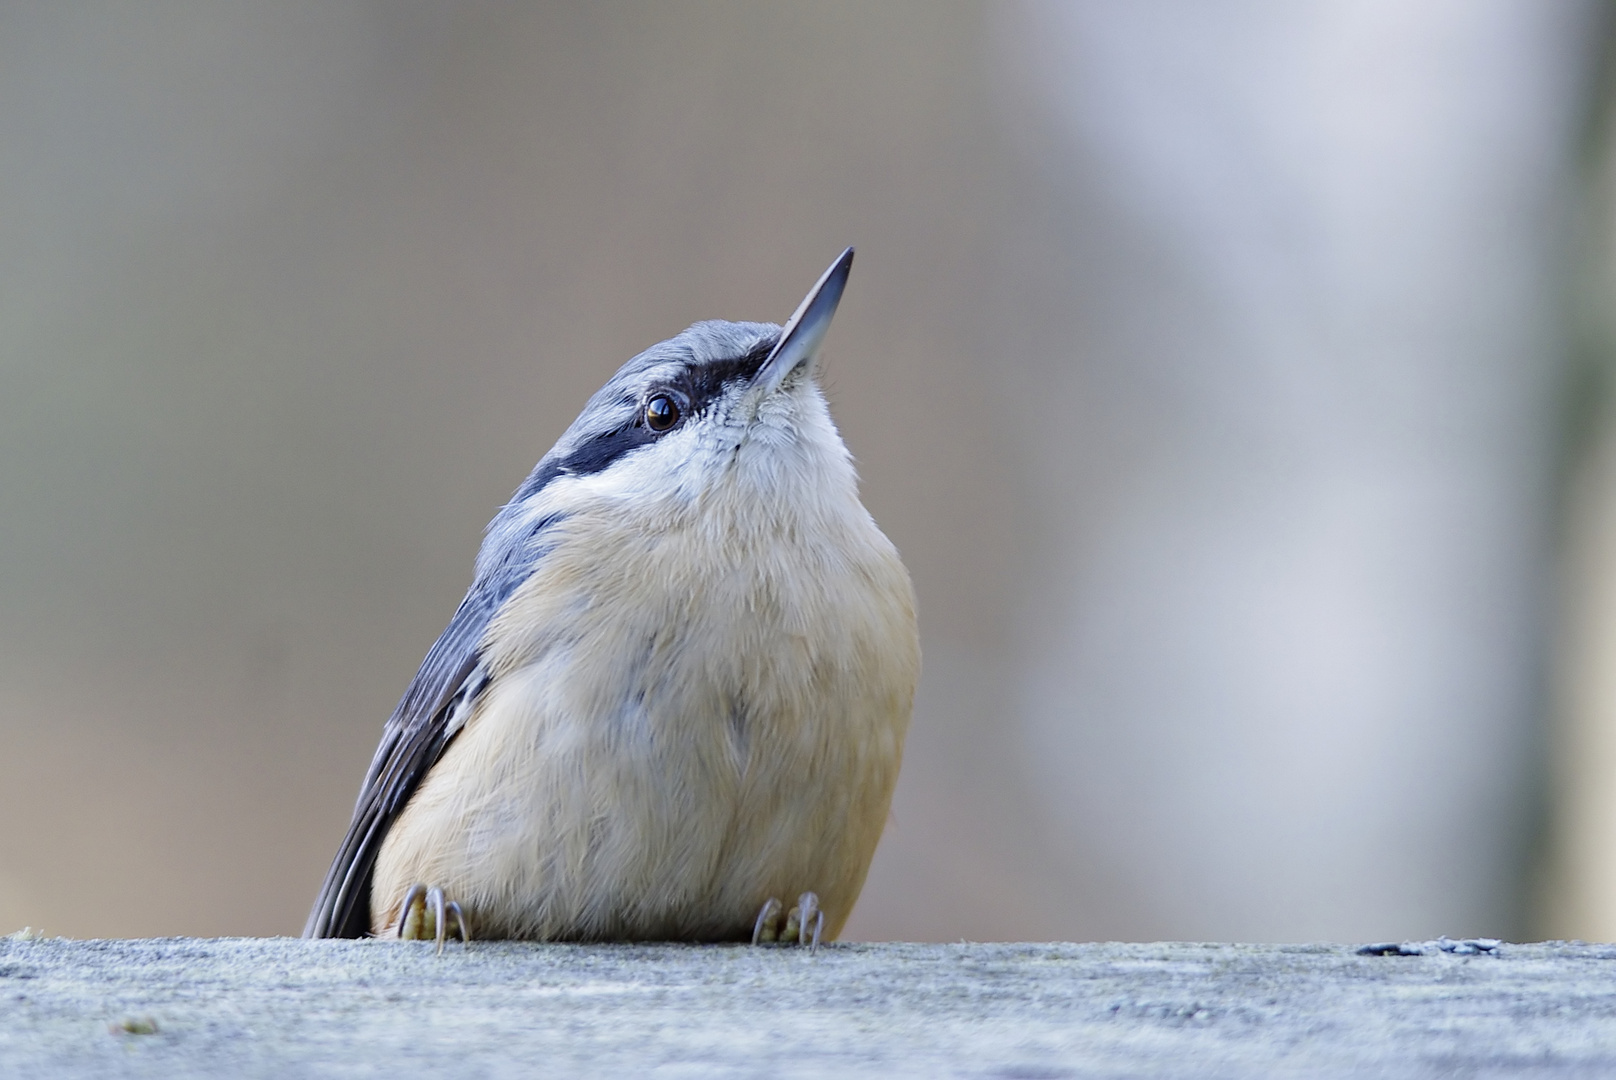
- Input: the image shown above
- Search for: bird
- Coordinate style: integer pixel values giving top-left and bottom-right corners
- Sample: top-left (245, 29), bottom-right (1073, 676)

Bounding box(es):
top-left (303, 248), bottom-right (919, 950)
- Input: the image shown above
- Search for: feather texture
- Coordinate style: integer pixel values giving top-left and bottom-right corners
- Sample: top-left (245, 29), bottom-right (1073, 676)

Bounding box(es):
top-left (305, 279), bottom-right (918, 944)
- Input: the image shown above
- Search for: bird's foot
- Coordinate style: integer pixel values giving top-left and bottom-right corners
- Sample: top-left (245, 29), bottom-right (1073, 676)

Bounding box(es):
top-left (394, 884), bottom-right (470, 954)
top-left (751, 891), bottom-right (823, 951)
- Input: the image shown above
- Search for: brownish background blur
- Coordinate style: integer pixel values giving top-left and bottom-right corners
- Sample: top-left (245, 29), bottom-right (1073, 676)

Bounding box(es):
top-left (3, 1), bottom-right (1615, 943)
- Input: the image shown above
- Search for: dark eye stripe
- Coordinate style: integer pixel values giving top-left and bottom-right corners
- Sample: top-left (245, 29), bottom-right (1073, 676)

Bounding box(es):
top-left (681, 338), bottom-right (775, 412)
top-left (509, 422), bottom-right (651, 499)
top-left (510, 335), bottom-right (778, 504)
top-left (557, 422), bottom-right (658, 477)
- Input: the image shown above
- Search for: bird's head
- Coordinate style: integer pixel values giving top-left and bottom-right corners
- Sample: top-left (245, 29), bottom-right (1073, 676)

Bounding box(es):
top-left (484, 249), bottom-right (860, 568)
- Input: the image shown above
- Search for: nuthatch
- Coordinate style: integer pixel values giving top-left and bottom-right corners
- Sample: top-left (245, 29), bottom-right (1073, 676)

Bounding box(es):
top-left (304, 249), bottom-right (919, 949)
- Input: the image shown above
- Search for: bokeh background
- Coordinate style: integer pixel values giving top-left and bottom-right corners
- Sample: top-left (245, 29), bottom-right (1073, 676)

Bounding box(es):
top-left (5, 0), bottom-right (1616, 943)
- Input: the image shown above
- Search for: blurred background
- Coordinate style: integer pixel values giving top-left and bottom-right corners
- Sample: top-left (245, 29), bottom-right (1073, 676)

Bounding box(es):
top-left (3, 0), bottom-right (1616, 943)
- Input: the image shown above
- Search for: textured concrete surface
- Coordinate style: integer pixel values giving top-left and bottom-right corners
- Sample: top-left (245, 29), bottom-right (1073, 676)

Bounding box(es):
top-left (3, 936), bottom-right (1616, 1078)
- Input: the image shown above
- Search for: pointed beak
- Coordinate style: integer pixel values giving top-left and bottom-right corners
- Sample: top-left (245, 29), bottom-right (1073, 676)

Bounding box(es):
top-left (753, 247), bottom-right (853, 394)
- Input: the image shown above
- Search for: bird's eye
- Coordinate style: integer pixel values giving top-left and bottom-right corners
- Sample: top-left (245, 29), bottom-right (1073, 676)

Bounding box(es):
top-left (645, 394), bottom-right (680, 432)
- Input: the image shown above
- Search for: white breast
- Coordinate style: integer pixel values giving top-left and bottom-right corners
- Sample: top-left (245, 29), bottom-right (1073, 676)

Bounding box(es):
top-left (371, 395), bottom-right (919, 941)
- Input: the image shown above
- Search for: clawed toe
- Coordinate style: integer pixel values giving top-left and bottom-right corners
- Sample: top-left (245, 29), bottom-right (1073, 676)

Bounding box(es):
top-left (396, 883), bottom-right (471, 954)
top-left (751, 891), bottom-right (823, 951)
top-left (751, 897), bottom-right (784, 945)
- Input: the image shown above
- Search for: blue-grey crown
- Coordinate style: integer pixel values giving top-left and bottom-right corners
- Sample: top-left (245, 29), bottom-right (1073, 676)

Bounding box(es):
top-left (510, 319), bottom-right (781, 505)
top-left (468, 320), bottom-right (781, 614)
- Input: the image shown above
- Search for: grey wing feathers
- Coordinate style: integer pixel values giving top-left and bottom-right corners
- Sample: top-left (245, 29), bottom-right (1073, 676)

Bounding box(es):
top-left (302, 591), bottom-right (496, 939)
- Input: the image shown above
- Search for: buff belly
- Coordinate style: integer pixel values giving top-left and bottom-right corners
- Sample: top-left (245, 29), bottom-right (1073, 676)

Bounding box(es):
top-left (369, 508), bottom-right (918, 941)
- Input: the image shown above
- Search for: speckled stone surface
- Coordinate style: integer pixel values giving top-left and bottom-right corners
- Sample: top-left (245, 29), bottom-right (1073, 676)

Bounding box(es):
top-left (2, 936), bottom-right (1616, 1077)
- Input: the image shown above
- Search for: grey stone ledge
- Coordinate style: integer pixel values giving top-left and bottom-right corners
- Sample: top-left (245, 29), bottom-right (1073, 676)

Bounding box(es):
top-left (3, 936), bottom-right (1616, 1078)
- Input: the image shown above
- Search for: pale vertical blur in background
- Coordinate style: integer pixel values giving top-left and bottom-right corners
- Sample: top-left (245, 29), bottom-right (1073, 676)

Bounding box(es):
top-left (2, 1), bottom-right (1615, 942)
